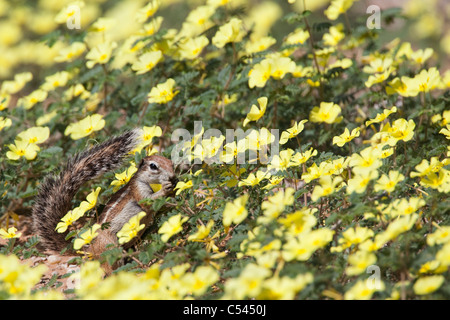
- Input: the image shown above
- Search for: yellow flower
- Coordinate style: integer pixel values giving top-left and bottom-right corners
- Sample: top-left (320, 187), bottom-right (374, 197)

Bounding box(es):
top-left (79, 187), bottom-right (101, 211)
top-left (347, 170), bottom-right (379, 194)
top-left (73, 261), bottom-right (105, 297)
top-left (140, 17), bottom-right (164, 36)
top-left (258, 188), bottom-right (294, 224)
top-left (0, 117), bottom-right (12, 131)
top-left (223, 263), bottom-right (271, 299)
top-left (0, 227), bottom-right (22, 239)
top-left (148, 78), bottom-right (178, 104)
top-left (36, 110), bottom-right (58, 126)
top-left (285, 28), bottom-right (310, 45)
top-left (332, 127), bottom-right (360, 147)
top-left (291, 147), bottom-right (318, 166)
top-left (245, 127), bottom-right (275, 152)
top-left (131, 50), bottom-right (163, 75)
top-left (269, 55), bottom-right (296, 80)
top-left (181, 265), bottom-right (219, 296)
top-left (436, 242), bottom-right (450, 267)
top-left (374, 170), bottom-right (405, 193)
top-left (400, 67), bottom-right (441, 97)
top-left (221, 140), bottom-right (247, 164)
top-left (363, 57), bottom-right (394, 74)
top-left (365, 67), bottom-right (395, 88)
top-left (350, 147), bottom-right (382, 174)
top-left (269, 149), bottom-right (297, 172)
top-left (41, 71), bottom-right (70, 91)
top-left (174, 180), bottom-right (193, 196)
top-left (309, 102), bottom-right (342, 124)
top-left (222, 194), bottom-right (248, 227)
top-left (323, 24), bottom-right (345, 46)
top-left (136, 0), bottom-right (160, 23)
top-left (180, 5), bottom-right (215, 38)
top-left (238, 170), bottom-right (269, 187)
top-left (55, 206), bottom-right (87, 233)
top-left (86, 42), bottom-right (117, 69)
top-left (201, 135), bottom-right (225, 159)
top-left (245, 36), bottom-right (276, 55)
top-left (380, 147), bottom-right (394, 159)
top-left (178, 35), bottom-right (209, 60)
top-left (247, 54), bottom-right (295, 88)
top-left (158, 214), bottom-right (189, 242)
top-left (212, 17), bottom-right (246, 48)
top-left (1, 72), bottom-right (32, 94)
top-left (54, 42), bottom-right (86, 63)
top-left (418, 260), bottom-right (446, 275)
top-left (192, 144), bottom-right (206, 162)
top-left (117, 212), bottom-right (147, 245)
top-left (386, 77), bottom-right (409, 96)
top-left (6, 140), bottom-right (40, 161)
top-left (90, 17), bottom-right (115, 33)
top-left (410, 48), bottom-right (434, 65)
top-left (388, 118), bottom-right (415, 144)
top-left (386, 197), bottom-right (426, 217)
top-left (55, 1), bottom-right (85, 24)
top-left (17, 127), bottom-right (50, 145)
top-left (427, 225), bottom-right (450, 246)
top-left (0, 254), bottom-right (47, 296)
top-left (410, 157), bottom-right (443, 178)
top-left (279, 120), bottom-right (308, 144)
top-left (243, 97), bottom-right (267, 127)
top-left (19, 89), bottom-right (48, 110)
top-left (282, 228), bottom-right (334, 261)
top-left (110, 162), bottom-right (138, 192)
top-left (0, 92), bottom-right (10, 111)
top-left (258, 273), bottom-right (313, 300)
top-left (248, 59), bottom-right (272, 88)
top-left (439, 124), bottom-right (450, 139)
top-left (375, 214), bottom-right (418, 247)
top-left (432, 110), bottom-right (450, 127)
top-left (279, 208), bottom-right (317, 236)
top-left (64, 84), bottom-right (90, 101)
top-left (346, 250), bottom-right (377, 276)
top-left (311, 175), bottom-right (343, 202)
top-left (73, 224), bottom-right (101, 250)
top-left (188, 220), bottom-right (214, 241)
top-left (132, 125), bottom-right (162, 153)
top-left (344, 279), bottom-right (385, 300)
top-left (365, 106), bottom-right (397, 127)
top-left (301, 162), bottom-right (326, 183)
top-left (413, 276), bottom-right (444, 296)
top-left (331, 226), bottom-right (374, 252)
top-left (282, 28), bottom-right (309, 55)
top-left (64, 114), bottom-right (105, 140)
top-left (325, 0), bottom-right (355, 20)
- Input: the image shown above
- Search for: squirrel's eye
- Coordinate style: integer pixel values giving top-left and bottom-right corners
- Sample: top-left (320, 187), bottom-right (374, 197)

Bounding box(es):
top-left (149, 163), bottom-right (158, 170)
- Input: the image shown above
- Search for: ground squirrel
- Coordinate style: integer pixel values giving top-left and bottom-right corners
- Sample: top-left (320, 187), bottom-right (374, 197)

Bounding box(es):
top-left (31, 128), bottom-right (177, 264)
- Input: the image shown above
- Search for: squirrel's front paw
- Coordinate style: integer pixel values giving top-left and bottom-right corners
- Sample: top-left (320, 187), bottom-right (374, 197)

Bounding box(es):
top-left (161, 179), bottom-right (175, 196)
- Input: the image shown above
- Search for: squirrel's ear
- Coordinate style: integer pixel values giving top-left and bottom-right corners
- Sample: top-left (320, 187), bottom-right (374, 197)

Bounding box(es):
top-left (138, 159), bottom-right (145, 169)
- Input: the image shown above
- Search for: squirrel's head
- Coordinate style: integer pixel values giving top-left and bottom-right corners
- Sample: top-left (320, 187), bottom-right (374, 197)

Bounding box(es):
top-left (136, 155), bottom-right (178, 187)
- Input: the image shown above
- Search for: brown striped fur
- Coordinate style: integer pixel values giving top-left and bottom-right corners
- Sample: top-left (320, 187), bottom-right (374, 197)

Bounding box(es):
top-left (89, 155), bottom-right (177, 263)
top-left (31, 129), bottom-right (177, 260)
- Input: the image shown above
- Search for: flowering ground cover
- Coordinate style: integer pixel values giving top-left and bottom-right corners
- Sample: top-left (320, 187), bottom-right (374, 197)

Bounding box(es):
top-left (0, 0), bottom-right (449, 300)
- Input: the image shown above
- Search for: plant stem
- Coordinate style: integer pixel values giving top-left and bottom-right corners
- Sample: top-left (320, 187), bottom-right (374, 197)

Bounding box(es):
top-left (101, 64), bottom-right (109, 109)
top-left (302, 0), bottom-right (322, 77)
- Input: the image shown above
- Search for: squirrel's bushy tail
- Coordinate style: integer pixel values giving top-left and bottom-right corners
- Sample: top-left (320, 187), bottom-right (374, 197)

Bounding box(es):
top-left (32, 129), bottom-right (142, 252)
